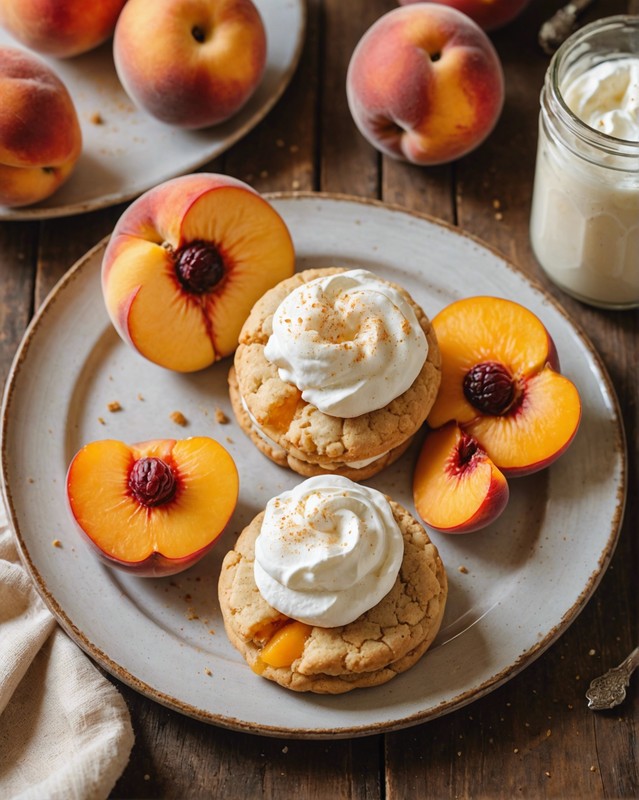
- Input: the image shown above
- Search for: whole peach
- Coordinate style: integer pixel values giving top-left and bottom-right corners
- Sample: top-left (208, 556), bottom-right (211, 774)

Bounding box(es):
top-left (346, 4), bottom-right (504, 166)
top-left (398, 0), bottom-right (532, 32)
top-left (0, 46), bottom-right (82, 208)
top-left (0, 0), bottom-right (127, 58)
top-left (113, 0), bottom-right (267, 129)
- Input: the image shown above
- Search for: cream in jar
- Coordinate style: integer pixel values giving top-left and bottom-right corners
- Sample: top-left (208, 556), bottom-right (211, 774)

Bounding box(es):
top-left (530, 17), bottom-right (639, 309)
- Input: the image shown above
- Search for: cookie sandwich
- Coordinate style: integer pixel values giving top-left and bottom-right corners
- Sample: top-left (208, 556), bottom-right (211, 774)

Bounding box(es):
top-left (229, 267), bottom-right (441, 479)
top-left (218, 475), bottom-right (448, 694)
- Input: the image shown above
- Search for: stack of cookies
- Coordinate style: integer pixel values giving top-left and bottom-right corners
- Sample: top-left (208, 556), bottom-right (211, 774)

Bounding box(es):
top-left (218, 476), bottom-right (448, 694)
top-left (228, 267), bottom-right (441, 480)
top-left (218, 267), bottom-right (448, 694)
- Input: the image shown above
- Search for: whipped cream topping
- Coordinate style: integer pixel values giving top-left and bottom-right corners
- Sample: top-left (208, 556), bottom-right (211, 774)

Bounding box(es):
top-left (263, 269), bottom-right (428, 418)
top-left (563, 57), bottom-right (639, 141)
top-left (253, 475), bottom-right (404, 628)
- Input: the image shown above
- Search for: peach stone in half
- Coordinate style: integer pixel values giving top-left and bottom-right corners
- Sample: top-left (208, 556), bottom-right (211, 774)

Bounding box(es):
top-left (66, 436), bottom-right (239, 577)
top-left (101, 173), bottom-right (295, 372)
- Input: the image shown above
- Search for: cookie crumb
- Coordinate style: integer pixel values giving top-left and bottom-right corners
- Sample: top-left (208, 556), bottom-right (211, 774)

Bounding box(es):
top-left (98, 416), bottom-right (106, 425)
top-left (52, 539), bottom-right (62, 548)
top-left (513, 748), bottom-right (519, 754)
top-left (137, 393), bottom-right (145, 401)
top-left (545, 772), bottom-right (551, 778)
top-left (226, 437), bottom-right (234, 445)
top-left (90, 111), bottom-right (104, 125)
top-left (107, 401), bottom-right (122, 412)
top-left (282, 746), bottom-right (289, 754)
top-left (215, 408), bottom-right (229, 424)
top-left (492, 198), bottom-right (501, 209)
top-left (204, 667), bottom-right (212, 676)
top-left (458, 565), bottom-right (469, 574)
top-left (495, 211), bottom-right (504, 221)
top-left (170, 410), bottom-right (188, 426)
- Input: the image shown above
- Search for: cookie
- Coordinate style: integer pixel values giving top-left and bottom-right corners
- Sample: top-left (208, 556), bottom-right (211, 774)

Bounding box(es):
top-left (229, 268), bottom-right (441, 478)
top-left (218, 497), bottom-right (448, 694)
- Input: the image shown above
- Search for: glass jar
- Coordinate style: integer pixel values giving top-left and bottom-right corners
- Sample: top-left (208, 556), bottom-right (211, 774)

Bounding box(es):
top-left (530, 16), bottom-right (639, 310)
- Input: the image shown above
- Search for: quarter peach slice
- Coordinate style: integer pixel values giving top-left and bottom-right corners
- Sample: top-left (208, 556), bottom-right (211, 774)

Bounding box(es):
top-left (426, 296), bottom-right (580, 476)
top-left (413, 422), bottom-right (509, 533)
top-left (101, 173), bottom-right (295, 372)
top-left (66, 436), bottom-right (239, 577)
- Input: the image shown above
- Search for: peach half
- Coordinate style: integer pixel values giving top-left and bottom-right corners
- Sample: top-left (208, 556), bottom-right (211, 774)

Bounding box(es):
top-left (0, 46), bottom-right (82, 207)
top-left (413, 422), bottom-right (509, 533)
top-left (413, 296), bottom-right (581, 533)
top-left (427, 296), bottom-right (582, 477)
top-left (66, 436), bottom-right (239, 577)
top-left (101, 173), bottom-right (295, 372)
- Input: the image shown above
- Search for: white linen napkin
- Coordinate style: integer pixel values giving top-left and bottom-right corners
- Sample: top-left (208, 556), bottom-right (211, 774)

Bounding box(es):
top-left (0, 503), bottom-right (134, 800)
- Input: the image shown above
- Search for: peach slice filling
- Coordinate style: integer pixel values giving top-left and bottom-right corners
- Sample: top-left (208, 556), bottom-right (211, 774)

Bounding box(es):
top-left (67, 437), bottom-right (239, 568)
top-left (252, 620), bottom-right (313, 673)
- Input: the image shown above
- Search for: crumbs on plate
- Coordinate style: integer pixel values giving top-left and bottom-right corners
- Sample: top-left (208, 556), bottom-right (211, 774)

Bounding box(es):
top-left (170, 410), bottom-right (188, 426)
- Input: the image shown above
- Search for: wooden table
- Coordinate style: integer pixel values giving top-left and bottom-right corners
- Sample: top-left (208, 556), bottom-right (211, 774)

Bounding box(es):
top-left (1, 1), bottom-right (637, 797)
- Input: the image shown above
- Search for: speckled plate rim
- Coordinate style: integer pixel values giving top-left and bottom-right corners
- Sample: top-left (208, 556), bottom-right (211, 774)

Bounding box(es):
top-left (0, 193), bottom-right (627, 739)
top-left (0, 0), bottom-right (306, 220)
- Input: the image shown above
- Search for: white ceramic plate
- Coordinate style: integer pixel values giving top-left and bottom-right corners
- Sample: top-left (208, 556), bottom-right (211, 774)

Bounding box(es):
top-left (0, 0), bottom-right (305, 220)
top-left (1, 194), bottom-right (625, 738)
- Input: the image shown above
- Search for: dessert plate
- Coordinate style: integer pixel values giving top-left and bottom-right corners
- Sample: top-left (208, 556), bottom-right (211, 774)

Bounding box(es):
top-left (0, 0), bottom-right (305, 220)
top-left (1, 194), bottom-right (625, 738)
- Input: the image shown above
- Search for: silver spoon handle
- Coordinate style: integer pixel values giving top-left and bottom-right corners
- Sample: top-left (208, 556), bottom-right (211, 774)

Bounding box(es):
top-left (586, 646), bottom-right (639, 710)
top-left (617, 645), bottom-right (639, 677)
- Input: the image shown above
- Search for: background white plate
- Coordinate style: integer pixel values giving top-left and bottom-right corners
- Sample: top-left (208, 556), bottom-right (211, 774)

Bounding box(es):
top-left (0, 0), bottom-right (305, 220)
top-left (1, 194), bottom-right (625, 738)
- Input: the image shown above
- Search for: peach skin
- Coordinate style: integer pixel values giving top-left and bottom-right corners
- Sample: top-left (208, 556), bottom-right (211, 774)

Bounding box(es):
top-left (0, 46), bottom-right (81, 207)
top-left (398, 0), bottom-right (532, 32)
top-left (413, 422), bottom-right (509, 533)
top-left (66, 436), bottom-right (239, 577)
top-left (113, 0), bottom-right (267, 129)
top-left (0, 0), bottom-right (127, 57)
top-left (101, 172), bottom-right (295, 372)
top-left (346, 4), bottom-right (504, 165)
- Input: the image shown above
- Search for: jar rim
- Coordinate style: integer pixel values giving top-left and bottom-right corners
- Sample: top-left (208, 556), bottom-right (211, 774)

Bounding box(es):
top-left (547, 15), bottom-right (639, 153)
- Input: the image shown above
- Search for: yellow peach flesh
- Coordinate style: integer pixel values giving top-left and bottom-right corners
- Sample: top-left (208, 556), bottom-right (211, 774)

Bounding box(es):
top-left (102, 176), bottom-right (295, 371)
top-left (428, 296), bottom-right (554, 428)
top-left (181, 186), bottom-right (296, 357)
top-left (67, 437), bottom-right (239, 565)
top-left (259, 621), bottom-right (313, 668)
top-left (103, 237), bottom-right (216, 372)
top-left (465, 367), bottom-right (581, 474)
top-left (413, 423), bottom-right (508, 531)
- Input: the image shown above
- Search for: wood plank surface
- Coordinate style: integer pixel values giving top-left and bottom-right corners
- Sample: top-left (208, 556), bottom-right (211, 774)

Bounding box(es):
top-left (0, 1), bottom-right (636, 798)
